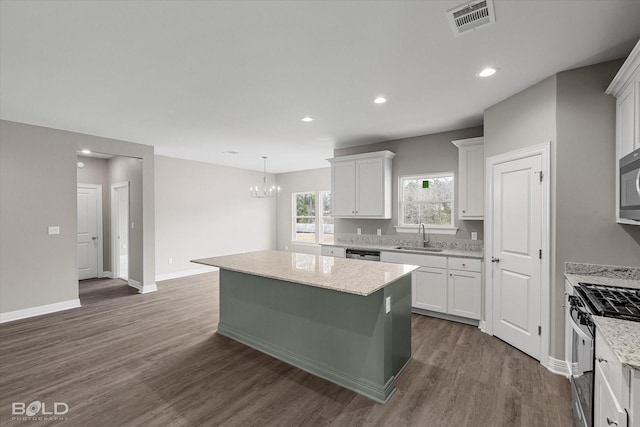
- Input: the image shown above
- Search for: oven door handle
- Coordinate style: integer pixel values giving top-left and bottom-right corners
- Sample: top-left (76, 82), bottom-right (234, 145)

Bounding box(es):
top-left (569, 310), bottom-right (594, 341)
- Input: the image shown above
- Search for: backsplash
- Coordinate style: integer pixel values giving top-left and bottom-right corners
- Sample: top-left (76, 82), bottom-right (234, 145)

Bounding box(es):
top-left (335, 233), bottom-right (483, 252)
top-left (565, 262), bottom-right (640, 280)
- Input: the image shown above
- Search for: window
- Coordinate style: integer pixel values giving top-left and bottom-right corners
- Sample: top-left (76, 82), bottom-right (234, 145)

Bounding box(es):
top-left (293, 191), bottom-right (333, 244)
top-left (398, 173), bottom-right (454, 229)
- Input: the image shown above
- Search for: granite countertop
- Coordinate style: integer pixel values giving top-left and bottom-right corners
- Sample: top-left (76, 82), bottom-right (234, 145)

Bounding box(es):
top-left (592, 316), bottom-right (640, 371)
top-left (565, 262), bottom-right (640, 371)
top-left (322, 242), bottom-right (484, 260)
top-left (192, 250), bottom-right (418, 297)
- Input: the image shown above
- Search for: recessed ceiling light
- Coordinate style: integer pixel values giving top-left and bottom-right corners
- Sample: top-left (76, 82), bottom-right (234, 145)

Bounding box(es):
top-left (301, 116), bottom-right (313, 122)
top-left (478, 67), bottom-right (497, 78)
top-left (374, 97), bottom-right (387, 104)
top-left (81, 149), bottom-right (91, 154)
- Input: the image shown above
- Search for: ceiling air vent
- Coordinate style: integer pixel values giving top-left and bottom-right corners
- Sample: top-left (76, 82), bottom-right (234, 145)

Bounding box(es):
top-left (447, 0), bottom-right (496, 36)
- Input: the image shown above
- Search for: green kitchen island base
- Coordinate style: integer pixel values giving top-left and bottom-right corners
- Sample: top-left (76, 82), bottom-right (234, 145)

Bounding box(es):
top-left (216, 269), bottom-right (412, 403)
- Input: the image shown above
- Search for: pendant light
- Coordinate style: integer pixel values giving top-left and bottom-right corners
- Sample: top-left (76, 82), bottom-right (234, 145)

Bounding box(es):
top-left (250, 156), bottom-right (280, 198)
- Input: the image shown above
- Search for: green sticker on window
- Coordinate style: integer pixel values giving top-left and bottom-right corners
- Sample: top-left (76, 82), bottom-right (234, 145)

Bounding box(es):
top-left (422, 180), bottom-right (429, 188)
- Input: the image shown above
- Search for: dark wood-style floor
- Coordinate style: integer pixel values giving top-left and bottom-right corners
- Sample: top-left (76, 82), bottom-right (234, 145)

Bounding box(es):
top-left (0, 273), bottom-right (573, 426)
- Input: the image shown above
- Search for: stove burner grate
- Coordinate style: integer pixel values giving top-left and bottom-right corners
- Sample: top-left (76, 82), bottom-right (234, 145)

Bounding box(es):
top-left (578, 283), bottom-right (640, 321)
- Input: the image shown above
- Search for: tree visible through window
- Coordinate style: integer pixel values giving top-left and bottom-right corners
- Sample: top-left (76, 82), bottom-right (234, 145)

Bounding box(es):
top-left (293, 191), bottom-right (333, 243)
top-left (399, 174), bottom-right (454, 227)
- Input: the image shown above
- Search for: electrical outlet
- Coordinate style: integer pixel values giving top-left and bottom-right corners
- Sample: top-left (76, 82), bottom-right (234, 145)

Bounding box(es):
top-left (357, 228), bottom-right (361, 235)
top-left (131, 222), bottom-right (135, 229)
top-left (168, 258), bottom-right (173, 264)
top-left (48, 226), bottom-right (60, 235)
top-left (471, 232), bottom-right (478, 241)
top-left (385, 296), bottom-right (391, 313)
top-left (377, 229), bottom-right (382, 236)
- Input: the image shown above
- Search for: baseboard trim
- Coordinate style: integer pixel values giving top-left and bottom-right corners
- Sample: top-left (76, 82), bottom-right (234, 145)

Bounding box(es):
top-left (101, 271), bottom-right (113, 279)
top-left (155, 266), bottom-right (219, 282)
top-left (128, 279), bottom-right (157, 294)
top-left (411, 308), bottom-right (480, 327)
top-left (0, 299), bottom-right (81, 324)
top-left (546, 356), bottom-right (571, 378)
top-left (218, 323), bottom-right (395, 403)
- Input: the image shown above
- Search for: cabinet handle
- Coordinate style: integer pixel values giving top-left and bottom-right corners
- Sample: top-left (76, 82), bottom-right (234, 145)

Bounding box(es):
top-left (462, 263), bottom-right (466, 267)
top-left (606, 417), bottom-right (618, 426)
top-left (491, 257), bottom-right (500, 263)
top-left (597, 357), bottom-right (608, 363)
top-left (462, 209), bottom-right (466, 213)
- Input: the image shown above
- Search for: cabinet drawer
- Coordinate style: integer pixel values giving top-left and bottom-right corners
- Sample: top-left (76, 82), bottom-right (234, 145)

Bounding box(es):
top-left (596, 329), bottom-right (625, 404)
top-left (448, 257), bottom-right (481, 272)
top-left (320, 246), bottom-right (345, 258)
top-left (381, 251), bottom-right (446, 268)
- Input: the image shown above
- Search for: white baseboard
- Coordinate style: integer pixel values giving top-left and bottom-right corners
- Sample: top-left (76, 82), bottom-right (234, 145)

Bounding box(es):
top-left (546, 356), bottom-right (571, 378)
top-left (140, 283), bottom-right (157, 294)
top-left (127, 279), bottom-right (158, 294)
top-left (128, 279), bottom-right (157, 294)
top-left (101, 271), bottom-right (113, 278)
top-left (478, 320), bottom-right (487, 333)
top-left (0, 299), bottom-right (81, 324)
top-left (155, 266), bottom-right (219, 282)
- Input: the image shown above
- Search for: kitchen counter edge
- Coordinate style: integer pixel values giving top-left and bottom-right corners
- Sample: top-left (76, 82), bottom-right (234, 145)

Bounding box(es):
top-left (321, 243), bottom-right (483, 260)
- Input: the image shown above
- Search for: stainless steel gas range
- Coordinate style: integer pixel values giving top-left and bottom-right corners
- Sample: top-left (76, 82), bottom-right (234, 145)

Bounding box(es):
top-left (567, 282), bottom-right (640, 427)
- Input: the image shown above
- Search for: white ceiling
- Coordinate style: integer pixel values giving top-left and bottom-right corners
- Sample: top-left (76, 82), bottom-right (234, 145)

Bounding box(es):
top-left (1, 1), bottom-right (639, 173)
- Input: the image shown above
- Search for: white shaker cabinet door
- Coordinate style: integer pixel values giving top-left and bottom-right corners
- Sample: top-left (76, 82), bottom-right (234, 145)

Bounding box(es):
top-left (413, 267), bottom-right (447, 313)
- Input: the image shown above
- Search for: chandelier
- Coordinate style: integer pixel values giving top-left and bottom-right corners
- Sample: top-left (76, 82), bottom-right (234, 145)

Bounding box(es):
top-left (250, 156), bottom-right (280, 198)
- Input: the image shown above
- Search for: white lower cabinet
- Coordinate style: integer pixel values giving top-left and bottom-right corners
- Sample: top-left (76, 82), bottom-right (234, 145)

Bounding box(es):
top-left (320, 245), bottom-right (346, 258)
top-left (594, 328), bottom-right (633, 427)
top-left (595, 362), bottom-right (628, 427)
top-left (413, 267), bottom-right (447, 313)
top-left (447, 269), bottom-right (481, 320)
top-left (381, 251), bottom-right (482, 322)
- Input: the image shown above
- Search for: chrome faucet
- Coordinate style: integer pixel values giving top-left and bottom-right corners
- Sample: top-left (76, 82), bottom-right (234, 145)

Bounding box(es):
top-left (418, 223), bottom-right (429, 248)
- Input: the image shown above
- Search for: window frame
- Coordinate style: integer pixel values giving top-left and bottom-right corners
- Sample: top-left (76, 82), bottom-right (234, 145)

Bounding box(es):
top-left (292, 190), bottom-right (333, 244)
top-left (395, 172), bottom-right (458, 235)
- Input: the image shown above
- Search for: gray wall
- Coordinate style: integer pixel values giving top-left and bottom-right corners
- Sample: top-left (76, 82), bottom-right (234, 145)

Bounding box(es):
top-left (0, 120), bottom-right (155, 315)
top-left (77, 156), bottom-right (111, 272)
top-left (333, 126), bottom-right (485, 242)
top-left (109, 156), bottom-right (143, 283)
top-left (484, 59), bottom-right (640, 361)
top-left (154, 155), bottom-right (276, 278)
top-left (275, 167), bottom-right (331, 254)
top-left (1, 122), bottom-right (79, 312)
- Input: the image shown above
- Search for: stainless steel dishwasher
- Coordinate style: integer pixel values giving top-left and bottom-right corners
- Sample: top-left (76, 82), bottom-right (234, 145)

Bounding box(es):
top-left (345, 248), bottom-right (381, 261)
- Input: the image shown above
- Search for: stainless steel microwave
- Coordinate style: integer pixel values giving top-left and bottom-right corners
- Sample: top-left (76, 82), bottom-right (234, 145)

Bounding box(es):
top-left (620, 148), bottom-right (640, 221)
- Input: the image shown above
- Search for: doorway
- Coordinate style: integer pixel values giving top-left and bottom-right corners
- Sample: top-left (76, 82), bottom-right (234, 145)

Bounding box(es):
top-left (77, 184), bottom-right (103, 280)
top-left (485, 142), bottom-right (550, 365)
top-left (112, 182), bottom-right (129, 281)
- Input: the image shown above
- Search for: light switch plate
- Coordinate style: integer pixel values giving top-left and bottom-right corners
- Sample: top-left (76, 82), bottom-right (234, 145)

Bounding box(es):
top-left (377, 229), bottom-right (382, 236)
top-left (385, 296), bottom-right (391, 313)
top-left (48, 226), bottom-right (60, 235)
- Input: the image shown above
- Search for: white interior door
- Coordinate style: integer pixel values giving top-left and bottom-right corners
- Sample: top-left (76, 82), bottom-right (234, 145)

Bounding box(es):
top-left (491, 153), bottom-right (543, 360)
top-left (77, 185), bottom-right (101, 280)
top-left (112, 182), bottom-right (129, 281)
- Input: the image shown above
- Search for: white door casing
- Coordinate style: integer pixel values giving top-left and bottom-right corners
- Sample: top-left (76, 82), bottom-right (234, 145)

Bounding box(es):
top-left (77, 184), bottom-right (103, 280)
top-left (485, 142), bottom-right (550, 366)
top-left (111, 182), bottom-right (129, 281)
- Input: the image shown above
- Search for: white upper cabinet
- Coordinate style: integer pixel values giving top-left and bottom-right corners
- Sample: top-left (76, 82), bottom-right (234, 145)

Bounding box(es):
top-left (328, 151), bottom-right (396, 218)
top-left (606, 39), bottom-right (640, 224)
top-left (452, 137), bottom-right (484, 220)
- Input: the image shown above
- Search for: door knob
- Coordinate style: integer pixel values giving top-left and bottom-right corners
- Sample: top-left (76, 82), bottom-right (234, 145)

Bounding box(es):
top-left (92, 236), bottom-right (98, 240)
top-left (491, 257), bottom-right (500, 263)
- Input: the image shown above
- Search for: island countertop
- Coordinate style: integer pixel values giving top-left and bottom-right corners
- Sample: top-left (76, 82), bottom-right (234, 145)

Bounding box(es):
top-left (192, 250), bottom-right (418, 296)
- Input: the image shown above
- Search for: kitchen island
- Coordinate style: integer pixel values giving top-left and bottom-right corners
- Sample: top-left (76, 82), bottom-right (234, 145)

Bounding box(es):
top-left (192, 250), bottom-right (417, 403)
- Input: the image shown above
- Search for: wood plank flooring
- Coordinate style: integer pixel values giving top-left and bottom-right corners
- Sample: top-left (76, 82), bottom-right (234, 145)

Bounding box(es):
top-left (0, 273), bottom-right (573, 426)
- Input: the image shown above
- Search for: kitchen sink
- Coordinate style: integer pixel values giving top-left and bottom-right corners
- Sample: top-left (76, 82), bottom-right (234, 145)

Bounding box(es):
top-left (393, 246), bottom-right (443, 253)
